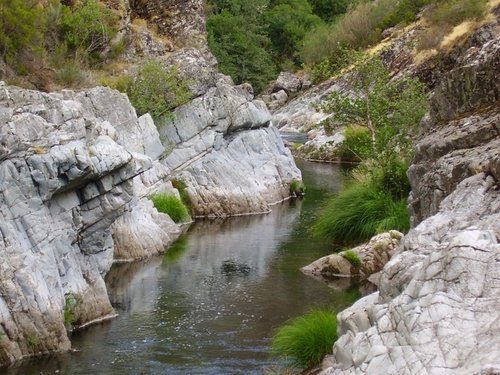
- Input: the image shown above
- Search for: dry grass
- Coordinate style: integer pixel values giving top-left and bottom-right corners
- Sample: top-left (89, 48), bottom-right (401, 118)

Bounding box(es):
top-left (440, 21), bottom-right (477, 49)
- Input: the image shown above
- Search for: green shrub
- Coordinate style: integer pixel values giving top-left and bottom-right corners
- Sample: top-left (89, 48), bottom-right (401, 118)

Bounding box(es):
top-left (63, 293), bottom-right (80, 329)
top-left (313, 182), bottom-right (409, 245)
top-left (336, 126), bottom-right (372, 162)
top-left (0, 0), bottom-right (47, 69)
top-left (152, 194), bottom-right (190, 223)
top-left (26, 333), bottom-right (40, 350)
top-left (127, 61), bottom-right (191, 121)
top-left (271, 309), bottom-right (337, 368)
top-left (59, 0), bottom-right (118, 59)
top-left (55, 58), bottom-right (86, 87)
top-left (342, 249), bottom-right (361, 268)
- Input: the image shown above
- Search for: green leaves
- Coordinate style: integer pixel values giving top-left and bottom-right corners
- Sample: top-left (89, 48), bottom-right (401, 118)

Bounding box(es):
top-left (0, 0), bottom-right (46, 67)
top-left (207, 9), bottom-right (276, 92)
top-left (59, 0), bottom-right (117, 55)
top-left (319, 55), bottom-right (427, 163)
top-left (126, 61), bottom-right (192, 121)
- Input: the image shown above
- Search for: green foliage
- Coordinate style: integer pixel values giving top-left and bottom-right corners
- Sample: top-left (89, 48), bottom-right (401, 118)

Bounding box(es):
top-left (63, 293), bottom-right (80, 329)
top-left (26, 333), bottom-right (40, 350)
top-left (152, 194), bottom-right (191, 223)
top-left (59, 0), bottom-right (117, 58)
top-left (335, 125), bottom-right (372, 162)
top-left (126, 61), bottom-right (192, 121)
top-left (55, 58), bottom-right (86, 86)
top-left (342, 250), bottom-right (361, 268)
top-left (207, 8), bottom-right (276, 92)
top-left (0, 0), bottom-right (47, 69)
top-left (319, 55), bottom-right (427, 163)
top-left (271, 309), bottom-right (337, 368)
top-left (290, 179), bottom-right (306, 196)
top-left (309, 45), bottom-right (357, 83)
top-left (300, 0), bottom-right (433, 77)
top-left (313, 181), bottom-right (410, 245)
top-left (308, 0), bottom-right (350, 21)
top-left (264, 0), bottom-right (322, 65)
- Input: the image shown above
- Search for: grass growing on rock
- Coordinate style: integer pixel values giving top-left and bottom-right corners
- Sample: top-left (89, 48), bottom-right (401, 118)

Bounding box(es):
top-left (152, 194), bottom-right (190, 223)
top-left (290, 180), bottom-right (306, 196)
top-left (313, 182), bottom-right (410, 246)
top-left (271, 309), bottom-right (337, 369)
top-left (342, 250), bottom-right (362, 268)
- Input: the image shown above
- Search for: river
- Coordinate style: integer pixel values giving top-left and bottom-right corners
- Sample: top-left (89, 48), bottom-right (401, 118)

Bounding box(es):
top-left (6, 160), bottom-right (360, 375)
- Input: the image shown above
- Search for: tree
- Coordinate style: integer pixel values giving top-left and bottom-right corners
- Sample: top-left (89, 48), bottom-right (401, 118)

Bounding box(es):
top-left (308, 0), bottom-right (350, 21)
top-left (207, 10), bottom-right (276, 92)
top-left (0, 0), bottom-right (46, 68)
top-left (318, 55), bottom-right (427, 163)
top-left (265, 0), bottom-right (322, 65)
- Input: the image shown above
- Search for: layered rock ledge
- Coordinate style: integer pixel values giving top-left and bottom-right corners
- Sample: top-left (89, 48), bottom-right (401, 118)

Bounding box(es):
top-left (0, 53), bottom-right (300, 364)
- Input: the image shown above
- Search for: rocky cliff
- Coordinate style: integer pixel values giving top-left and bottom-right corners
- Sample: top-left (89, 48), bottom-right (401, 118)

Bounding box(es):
top-left (0, 83), bottom-right (181, 364)
top-left (0, 0), bottom-right (300, 366)
top-left (317, 17), bottom-right (500, 375)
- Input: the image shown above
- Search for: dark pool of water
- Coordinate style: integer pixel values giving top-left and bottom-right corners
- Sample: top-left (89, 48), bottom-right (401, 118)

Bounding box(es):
top-left (5, 161), bottom-right (361, 375)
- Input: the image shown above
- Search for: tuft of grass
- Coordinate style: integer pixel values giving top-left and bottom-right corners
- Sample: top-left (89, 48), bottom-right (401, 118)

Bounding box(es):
top-left (152, 194), bottom-right (190, 223)
top-left (63, 293), bottom-right (80, 330)
top-left (313, 182), bottom-right (410, 245)
top-left (342, 250), bottom-right (362, 268)
top-left (290, 180), bottom-right (305, 196)
top-left (26, 333), bottom-right (40, 350)
top-left (271, 309), bottom-right (337, 369)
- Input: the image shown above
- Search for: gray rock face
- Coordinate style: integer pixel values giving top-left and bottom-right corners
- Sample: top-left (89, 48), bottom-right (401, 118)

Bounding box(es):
top-left (0, 83), bottom-right (184, 364)
top-left (409, 36), bottom-right (500, 226)
top-left (320, 174), bottom-right (500, 375)
top-left (317, 27), bottom-right (500, 375)
top-left (158, 50), bottom-right (302, 217)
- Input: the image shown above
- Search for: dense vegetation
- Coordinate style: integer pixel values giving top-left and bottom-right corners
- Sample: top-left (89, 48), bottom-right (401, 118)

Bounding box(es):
top-left (0, 0), bottom-right (119, 88)
top-left (207, 0), bottom-right (489, 89)
top-left (313, 55), bottom-right (427, 245)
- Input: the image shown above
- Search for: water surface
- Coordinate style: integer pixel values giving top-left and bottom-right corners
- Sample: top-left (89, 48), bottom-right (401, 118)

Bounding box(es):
top-left (6, 161), bottom-right (360, 375)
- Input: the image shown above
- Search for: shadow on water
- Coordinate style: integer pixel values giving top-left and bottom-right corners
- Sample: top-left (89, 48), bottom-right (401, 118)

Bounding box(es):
top-left (4, 160), bottom-right (362, 375)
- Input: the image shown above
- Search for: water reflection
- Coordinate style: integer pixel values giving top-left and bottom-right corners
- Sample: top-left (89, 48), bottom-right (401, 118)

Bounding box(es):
top-left (4, 161), bottom-right (361, 375)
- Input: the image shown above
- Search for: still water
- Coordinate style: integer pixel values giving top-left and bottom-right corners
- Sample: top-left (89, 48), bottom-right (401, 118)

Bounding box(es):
top-left (6, 160), bottom-right (360, 375)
